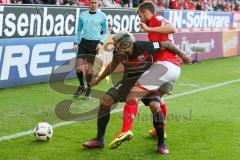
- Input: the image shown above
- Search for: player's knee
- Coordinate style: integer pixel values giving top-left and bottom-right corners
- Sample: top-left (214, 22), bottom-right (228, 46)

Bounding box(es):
top-left (149, 101), bottom-right (161, 113)
top-left (153, 111), bottom-right (164, 123)
top-left (100, 95), bottom-right (113, 107)
top-left (126, 93), bottom-right (138, 102)
top-left (76, 67), bottom-right (82, 73)
top-left (76, 65), bottom-right (87, 73)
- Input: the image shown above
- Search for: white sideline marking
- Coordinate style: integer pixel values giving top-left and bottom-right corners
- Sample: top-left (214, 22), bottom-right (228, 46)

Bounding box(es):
top-left (178, 83), bottom-right (200, 87)
top-left (164, 79), bottom-right (240, 100)
top-left (0, 79), bottom-right (240, 142)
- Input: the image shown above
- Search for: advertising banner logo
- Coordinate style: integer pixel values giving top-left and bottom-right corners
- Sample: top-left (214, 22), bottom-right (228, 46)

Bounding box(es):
top-left (164, 10), bottom-right (234, 30)
top-left (173, 32), bottom-right (223, 61)
top-left (0, 37), bottom-right (76, 88)
top-left (0, 5), bottom-right (78, 39)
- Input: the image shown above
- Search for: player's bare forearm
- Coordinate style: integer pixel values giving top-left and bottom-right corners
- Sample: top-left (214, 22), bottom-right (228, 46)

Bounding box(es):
top-left (160, 41), bottom-right (191, 64)
top-left (97, 62), bottom-right (119, 82)
top-left (97, 64), bottom-right (111, 82)
top-left (161, 41), bottom-right (185, 57)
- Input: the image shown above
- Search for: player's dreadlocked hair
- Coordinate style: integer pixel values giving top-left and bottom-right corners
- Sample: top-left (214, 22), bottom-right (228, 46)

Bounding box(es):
top-left (113, 30), bottom-right (135, 51)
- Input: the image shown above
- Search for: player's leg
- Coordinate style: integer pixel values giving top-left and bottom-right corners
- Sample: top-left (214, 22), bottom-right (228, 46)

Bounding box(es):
top-left (83, 94), bottom-right (116, 148)
top-left (147, 62), bottom-right (180, 140)
top-left (109, 87), bottom-right (150, 149)
top-left (108, 79), bottom-right (143, 149)
top-left (149, 101), bottom-right (169, 154)
top-left (142, 94), bottom-right (169, 154)
top-left (96, 94), bottom-right (114, 143)
top-left (149, 97), bottom-right (168, 139)
top-left (120, 85), bottom-right (150, 132)
top-left (84, 80), bottom-right (128, 148)
top-left (109, 98), bottom-right (137, 149)
top-left (113, 87), bottom-right (153, 137)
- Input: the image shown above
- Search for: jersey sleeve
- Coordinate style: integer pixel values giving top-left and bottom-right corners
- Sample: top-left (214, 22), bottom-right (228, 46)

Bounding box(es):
top-left (154, 15), bottom-right (169, 26)
top-left (74, 15), bottom-right (83, 44)
top-left (141, 41), bottom-right (161, 55)
top-left (100, 14), bottom-right (109, 44)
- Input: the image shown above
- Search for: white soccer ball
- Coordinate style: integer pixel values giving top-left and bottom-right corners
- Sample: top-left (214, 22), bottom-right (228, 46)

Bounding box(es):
top-left (34, 122), bottom-right (53, 141)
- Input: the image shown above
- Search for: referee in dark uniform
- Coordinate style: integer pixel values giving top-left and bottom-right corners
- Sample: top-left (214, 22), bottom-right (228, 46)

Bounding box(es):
top-left (73, 0), bottom-right (109, 99)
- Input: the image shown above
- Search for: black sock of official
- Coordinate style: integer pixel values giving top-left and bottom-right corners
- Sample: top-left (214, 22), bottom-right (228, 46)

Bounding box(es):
top-left (96, 105), bottom-right (110, 143)
top-left (76, 71), bottom-right (84, 86)
top-left (153, 111), bottom-right (165, 147)
top-left (86, 73), bottom-right (92, 88)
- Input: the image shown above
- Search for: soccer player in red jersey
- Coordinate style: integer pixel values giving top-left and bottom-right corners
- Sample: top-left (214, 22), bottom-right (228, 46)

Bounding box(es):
top-left (138, 1), bottom-right (177, 138)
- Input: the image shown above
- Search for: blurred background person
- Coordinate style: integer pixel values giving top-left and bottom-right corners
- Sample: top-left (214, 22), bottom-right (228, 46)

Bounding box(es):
top-left (205, 0), bottom-right (214, 11)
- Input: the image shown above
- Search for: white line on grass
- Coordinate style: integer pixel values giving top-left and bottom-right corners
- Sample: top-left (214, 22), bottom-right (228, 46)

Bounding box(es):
top-left (164, 78), bottom-right (240, 100)
top-left (0, 78), bottom-right (240, 142)
top-left (177, 83), bottom-right (200, 87)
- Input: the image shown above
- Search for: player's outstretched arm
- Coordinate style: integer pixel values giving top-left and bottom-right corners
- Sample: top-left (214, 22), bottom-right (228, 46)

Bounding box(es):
top-left (92, 61), bottom-right (119, 86)
top-left (160, 41), bottom-right (192, 64)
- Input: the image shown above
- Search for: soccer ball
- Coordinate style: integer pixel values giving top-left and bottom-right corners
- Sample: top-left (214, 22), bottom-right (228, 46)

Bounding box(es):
top-left (34, 122), bottom-right (53, 141)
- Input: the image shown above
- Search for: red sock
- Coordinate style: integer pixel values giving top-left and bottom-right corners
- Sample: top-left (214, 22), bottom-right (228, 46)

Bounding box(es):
top-left (160, 103), bottom-right (167, 120)
top-left (121, 100), bottom-right (138, 133)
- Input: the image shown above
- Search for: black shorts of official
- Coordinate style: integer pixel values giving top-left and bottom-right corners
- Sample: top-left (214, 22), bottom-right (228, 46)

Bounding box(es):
top-left (106, 77), bottom-right (160, 106)
top-left (77, 38), bottom-right (99, 64)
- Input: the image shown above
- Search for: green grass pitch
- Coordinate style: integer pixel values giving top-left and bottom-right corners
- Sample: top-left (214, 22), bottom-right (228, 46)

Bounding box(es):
top-left (0, 56), bottom-right (240, 160)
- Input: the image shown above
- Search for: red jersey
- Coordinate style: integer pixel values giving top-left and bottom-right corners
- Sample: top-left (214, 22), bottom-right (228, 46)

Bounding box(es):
top-left (147, 14), bottom-right (180, 66)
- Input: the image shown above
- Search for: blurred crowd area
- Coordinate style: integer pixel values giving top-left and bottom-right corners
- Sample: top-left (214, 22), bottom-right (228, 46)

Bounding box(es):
top-left (0, 0), bottom-right (239, 12)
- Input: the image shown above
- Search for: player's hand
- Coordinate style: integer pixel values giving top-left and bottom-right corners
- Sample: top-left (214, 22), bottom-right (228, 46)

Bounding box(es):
top-left (139, 22), bottom-right (150, 32)
top-left (96, 43), bottom-right (103, 54)
top-left (182, 54), bottom-right (192, 64)
top-left (91, 78), bottom-right (100, 86)
top-left (73, 44), bottom-right (78, 52)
